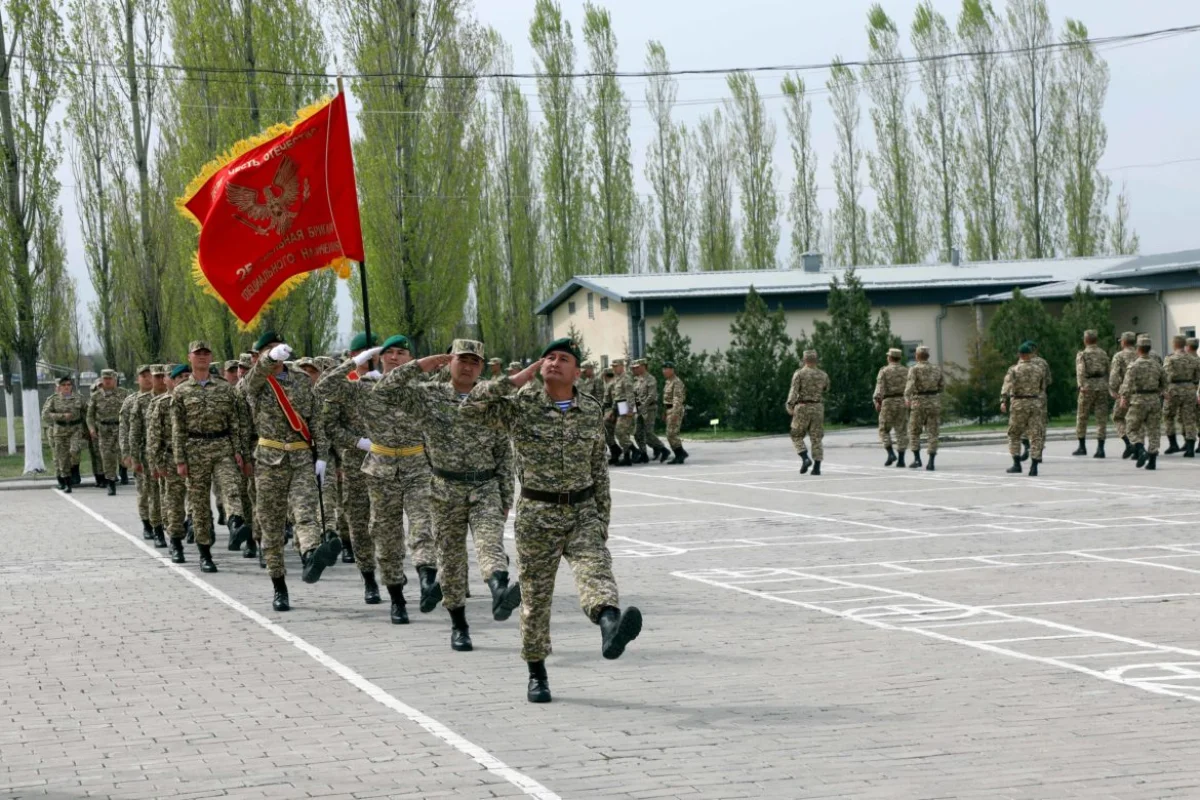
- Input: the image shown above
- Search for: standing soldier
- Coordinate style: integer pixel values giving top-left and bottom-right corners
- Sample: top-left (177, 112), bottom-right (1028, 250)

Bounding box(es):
top-left (171, 341), bottom-right (250, 573)
top-left (607, 359), bottom-right (636, 466)
top-left (462, 338), bottom-right (641, 704)
top-left (507, 361), bottom-right (523, 377)
top-left (487, 357), bottom-right (504, 380)
top-left (1073, 330), bottom-right (1110, 457)
top-left (43, 376), bottom-right (85, 493)
top-left (1120, 336), bottom-right (1168, 470)
top-left (873, 348), bottom-right (909, 467)
top-left (905, 345), bottom-right (944, 471)
top-left (632, 359), bottom-right (669, 463)
top-left (1109, 331), bottom-right (1139, 458)
top-left (87, 369), bottom-right (125, 496)
top-left (661, 361), bottom-right (688, 464)
top-left (786, 350), bottom-right (829, 476)
top-left (149, 366), bottom-right (190, 554)
top-left (577, 362), bottom-right (601, 400)
top-left (601, 368), bottom-right (618, 463)
top-left (1018, 342), bottom-right (1051, 462)
top-left (1002, 344), bottom-right (1048, 476)
top-left (373, 339), bottom-right (520, 652)
top-left (120, 366), bottom-right (155, 534)
top-left (1162, 335), bottom-right (1200, 456)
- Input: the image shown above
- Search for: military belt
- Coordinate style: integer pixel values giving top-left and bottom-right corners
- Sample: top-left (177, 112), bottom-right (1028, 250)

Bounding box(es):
top-left (663, 403), bottom-right (675, 408)
top-left (1086, 372), bottom-right (1106, 378)
top-left (257, 437), bottom-right (311, 452)
top-left (97, 419), bottom-right (120, 426)
top-left (188, 429), bottom-right (230, 440)
top-left (54, 420), bottom-right (81, 426)
top-left (521, 485), bottom-right (595, 506)
top-left (1134, 390), bottom-right (1161, 394)
top-left (1011, 394), bottom-right (1040, 399)
top-left (917, 391), bottom-right (940, 396)
top-left (432, 466), bottom-right (497, 484)
top-left (1170, 380), bottom-right (1197, 385)
top-left (881, 393), bottom-right (904, 399)
top-left (369, 442), bottom-right (424, 458)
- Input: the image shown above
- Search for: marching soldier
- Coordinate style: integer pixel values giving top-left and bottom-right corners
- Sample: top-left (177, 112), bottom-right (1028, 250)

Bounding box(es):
top-left (120, 365), bottom-right (155, 534)
top-left (632, 359), bottom-right (669, 463)
top-left (149, 366), bottom-right (190, 553)
top-left (507, 361), bottom-right (523, 377)
top-left (373, 339), bottom-right (520, 653)
top-left (1120, 335), bottom-right (1168, 470)
top-left (1073, 330), bottom-right (1110, 457)
top-left (1162, 335), bottom-right (1200, 456)
top-left (606, 359), bottom-right (636, 467)
top-left (134, 365), bottom-right (169, 547)
top-left (873, 348), bottom-right (909, 467)
top-left (43, 376), bottom-right (84, 493)
top-left (462, 338), bottom-right (641, 704)
top-left (1110, 331), bottom-right (1139, 458)
top-left (601, 368), bottom-right (618, 463)
top-left (1002, 344), bottom-right (1048, 476)
top-left (905, 345), bottom-right (944, 471)
top-left (87, 369), bottom-right (125, 495)
top-left (577, 362), bottom-right (602, 400)
top-left (661, 361), bottom-right (688, 464)
top-left (487, 357), bottom-right (504, 380)
top-left (1018, 342), bottom-right (1051, 462)
top-left (786, 350), bottom-right (828, 476)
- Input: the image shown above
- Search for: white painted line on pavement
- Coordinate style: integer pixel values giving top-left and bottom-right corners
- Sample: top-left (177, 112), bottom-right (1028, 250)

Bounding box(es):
top-left (57, 492), bottom-right (561, 800)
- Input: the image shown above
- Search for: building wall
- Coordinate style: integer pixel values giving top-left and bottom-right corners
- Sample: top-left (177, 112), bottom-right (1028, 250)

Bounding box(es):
top-left (1110, 295), bottom-right (1166, 347)
top-left (549, 287), bottom-right (630, 367)
top-left (1162, 288), bottom-right (1200, 339)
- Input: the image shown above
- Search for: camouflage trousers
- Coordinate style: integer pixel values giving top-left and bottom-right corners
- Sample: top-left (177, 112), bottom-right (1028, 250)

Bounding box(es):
top-left (614, 414), bottom-right (634, 449)
top-left (338, 450), bottom-right (372, 575)
top-left (93, 423), bottom-right (121, 479)
top-left (158, 472), bottom-right (187, 540)
top-left (636, 407), bottom-right (666, 453)
top-left (514, 498), bottom-right (618, 662)
top-left (1112, 397), bottom-right (1129, 438)
top-left (365, 463), bottom-right (435, 588)
top-left (182, 438), bottom-right (244, 547)
top-left (431, 475), bottom-right (510, 611)
top-left (49, 430), bottom-right (81, 477)
top-left (877, 399), bottom-right (908, 450)
top-left (908, 399), bottom-right (941, 454)
top-left (1163, 385), bottom-right (1198, 440)
top-left (256, 455), bottom-right (320, 579)
top-left (665, 407), bottom-right (683, 449)
top-left (1126, 398), bottom-right (1163, 454)
top-left (790, 403), bottom-right (824, 460)
top-left (135, 467), bottom-right (163, 527)
top-left (1008, 399), bottom-right (1046, 459)
top-left (1075, 389), bottom-right (1109, 440)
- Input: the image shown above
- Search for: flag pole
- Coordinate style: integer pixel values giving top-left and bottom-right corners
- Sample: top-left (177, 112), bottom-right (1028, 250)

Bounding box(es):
top-left (336, 74), bottom-right (372, 354)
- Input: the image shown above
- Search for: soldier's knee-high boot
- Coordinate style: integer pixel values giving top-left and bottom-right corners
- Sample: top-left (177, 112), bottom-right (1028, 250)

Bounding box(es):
top-left (271, 576), bottom-right (290, 612)
top-left (197, 544), bottom-right (217, 573)
top-left (1072, 438), bottom-right (1087, 456)
top-left (1093, 440), bottom-right (1106, 458)
top-left (668, 447), bottom-right (685, 464)
top-left (418, 566), bottom-right (442, 613)
top-left (1019, 439), bottom-right (1030, 462)
top-left (1028, 458), bottom-right (1040, 477)
top-left (1166, 434), bottom-right (1182, 454)
top-left (216, 503), bottom-right (226, 527)
top-left (387, 584), bottom-right (408, 624)
top-left (1185, 439), bottom-right (1196, 458)
top-left (449, 606), bottom-right (472, 652)
top-left (926, 453), bottom-right (936, 471)
top-left (362, 571), bottom-right (381, 605)
top-left (487, 571), bottom-right (522, 621)
top-left (607, 443), bottom-right (622, 465)
top-left (884, 446), bottom-right (896, 466)
top-left (1146, 453), bottom-right (1158, 470)
top-left (527, 660), bottom-right (551, 703)
top-left (810, 460), bottom-right (821, 476)
top-left (909, 449), bottom-right (923, 469)
top-left (1134, 443), bottom-right (1147, 468)
top-left (1006, 456), bottom-right (1022, 474)
top-left (1121, 436), bottom-right (1134, 459)
top-left (798, 452), bottom-right (812, 474)
top-left (141, 519), bottom-right (154, 540)
top-left (895, 450), bottom-right (906, 468)
top-left (153, 525), bottom-right (167, 548)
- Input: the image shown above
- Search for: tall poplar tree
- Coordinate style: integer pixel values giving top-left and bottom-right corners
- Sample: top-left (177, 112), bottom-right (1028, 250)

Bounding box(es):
top-left (644, 40), bottom-right (692, 274)
top-left (781, 73), bottom-right (820, 262)
top-left (725, 73), bottom-right (778, 270)
top-left (1059, 18), bottom-right (1110, 257)
top-left (912, 1), bottom-right (960, 263)
top-left (694, 110), bottom-right (736, 272)
top-left (828, 58), bottom-right (870, 267)
top-left (1108, 183), bottom-right (1139, 256)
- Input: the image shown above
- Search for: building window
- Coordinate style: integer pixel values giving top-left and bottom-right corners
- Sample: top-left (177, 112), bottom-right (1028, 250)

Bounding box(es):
top-left (600, 296), bottom-right (609, 311)
top-left (902, 341), bottom-right (922, 363)
top-left (600, 355), bottom-right (609, 369)
top-left (1182, 326), bottom-right (1196, 339)
top-left (587, 292), bottom-right (594, 320)
top-left (568, 301), bottom-right (576, 315)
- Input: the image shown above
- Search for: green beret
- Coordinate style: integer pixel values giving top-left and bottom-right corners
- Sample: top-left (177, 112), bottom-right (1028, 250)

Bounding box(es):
top-left (57, 375), bottom-right (73, 385)
top-left (662, 360), bottom-right (675, 368)
top-left (349, 332), bottom-right (380, 352)
top-left (253, 330), bottom-right (283, 353)
top-left (381, 334), bottom-right (411, 353)
top-left (1018, 343), bottom-right (1033, 354)
top-left (170, 364), bottom-right (192, 379)
top-left (1020, 341), bottom-right (1036, 351)
top-left (540, 337), bottom-right (582, 364)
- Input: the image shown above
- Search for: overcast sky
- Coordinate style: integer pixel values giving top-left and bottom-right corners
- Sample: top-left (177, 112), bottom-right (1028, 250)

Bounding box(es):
top-left (61, 0), bottom-right (1200, 347)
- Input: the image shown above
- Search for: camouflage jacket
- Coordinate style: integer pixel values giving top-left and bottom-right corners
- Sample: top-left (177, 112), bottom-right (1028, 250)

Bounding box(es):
top-left (463, 376), bottom-right (610, 524)
top-left (146, 393), bottom-right (174, 473)
top-left (904, 362), bottom-right (945, 402)
top-left (662, 376), bottom-right (686, 410)
top-left (315, 358), bottom-right (424, 479)
top-left (873, 363), bottom-right (908, 402)
top-left (1164, 351), bottom-right (1200, 387)
top-left (1031, 355), bottom-right (1051, 393)
top-left (130, 390), bottom-right (164, 465)
top-left (605, 372), bottom-right (635, 412)
top-left (1075, 345), bottom-right (1109, 392)
top-left (373, 361), bottom-right (514, 509)
top-left (87, 388), bottom-right (126, 431)
top-left (314, 365), bottom-right (376, 465)
top-left (119, 391), bottom-right (151, 461)
top-left (576, 375), bottom-right (603, 403)
top-left (1001, 360), bottom-right (1048, 402)
top-left (634, 374), bottom-right (659, 411)
top-left (42, 393), bottom-right (85, 430)
top-left (170, 375), bottom-right (246, 465)
top-left (243, 354), bottom-right (329, 466)
top-left (1120, 355), bottom-right (1168, 401)
top-left (118, 391), bottom-right (142, 458)
top-left (786, 366), bottom-right (829, 412)
top-left (1109, 348), bottom-right (1138, 395)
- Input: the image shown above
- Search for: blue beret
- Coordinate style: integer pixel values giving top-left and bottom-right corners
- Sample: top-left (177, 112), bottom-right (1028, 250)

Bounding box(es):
top-left (170, 364), bottom-right (192, 379)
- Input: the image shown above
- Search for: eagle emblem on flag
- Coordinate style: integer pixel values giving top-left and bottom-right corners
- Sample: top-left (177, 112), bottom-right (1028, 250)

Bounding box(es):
top-left (225, 155), bottom-right (303, 237)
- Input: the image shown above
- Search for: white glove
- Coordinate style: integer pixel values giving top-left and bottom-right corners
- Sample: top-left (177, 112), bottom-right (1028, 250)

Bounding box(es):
top-left (356, 438), bottom-right (372, 452)
top-left (364, 370), bottom-right (382, 380)
top-left (269, 344), bottom-right (292, 361)
top-left (314, 459), bottom-right (327, 482)
top-left (353, 346), bottom-right (383, 367)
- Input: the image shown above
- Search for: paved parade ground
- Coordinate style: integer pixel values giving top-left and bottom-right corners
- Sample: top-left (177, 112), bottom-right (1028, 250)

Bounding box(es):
top-left (5, 431), bottom-right (1200, 799)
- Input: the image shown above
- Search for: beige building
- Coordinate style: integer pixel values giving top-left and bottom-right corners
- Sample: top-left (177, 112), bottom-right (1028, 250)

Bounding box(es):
top-left (536, 250), bottom-right (1200, 369)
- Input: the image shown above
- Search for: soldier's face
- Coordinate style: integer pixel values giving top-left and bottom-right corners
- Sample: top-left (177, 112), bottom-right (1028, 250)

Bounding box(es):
top-left (225, 369), bottom-right (239, 384)
top-left (613, 365), bottom-right (624, 375)
top-left (152, 376), bottom-right (166, 391)
top-left (489, 364), bottom-right (502, 376)
top-left (541, 351), bottom-right (580, 385)
top-left (300, 366), bottom-right (320, 384)
top-left (190, 349), bottom-right (212, 373)
top-left (102, 376), bottom-right (116, 390)
top-left (451, 354), bottom-right (483, 384)
top-left (663, 368), bottom-right (674, 379)
top-left (584, 368), bottom-right (594, 378)
top-left (381, 347), bottom-right (410, 372)
top-left (58, 382), bottom-right (72, 395)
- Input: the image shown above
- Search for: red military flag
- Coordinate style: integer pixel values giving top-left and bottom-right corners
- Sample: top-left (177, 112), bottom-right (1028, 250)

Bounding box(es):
top-left (177, 92), bottom-right (364, 327)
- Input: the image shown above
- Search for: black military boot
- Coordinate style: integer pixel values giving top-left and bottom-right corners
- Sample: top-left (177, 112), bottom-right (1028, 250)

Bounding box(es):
top-left (301, 542), bottom-right (338, 584)
top-left (617, 447), bottom-right (633, 467)
top-left (341, 538), bottom-right (355, 562)
top-left (1028, 458), bottom-right (1040, 477)
top-left (1019, 439), bottom-right (1030, 462)
top-left (487, 571), bottom-right (522, 621)
top-left (272, 576), bottom-right (290, 612)
top-left (70, 465), bottom-right (81, 486)
top-left (119, 466), bottom-right (128, 485)
top-left (141, 519), bottom-right (154, 540)
top-left (799, 452), bottom-right (812, 474)
top-left (55, 475), bottom-right (64, 490)
top-left (244, 536), bottom-right (258, 559)
top-left (62, 477), bottom-right (71, 494)
top-left (527, 660), bottom-right (551, 704)
top-left (1146, 453), bottom-right (1158, 470)
top-left (669, 447), bottom-right (687, 464)
top-left (657, 446), bottom-right (671, 463)
top-left (1072, 438), bottom-right (1087, 456)
top-left (607, 443), bottom-right (622, 465)
top-left (449, 606), bottom-right (473, 652)
top-left (1094, 440), bottom-right (1106, 458)
top-left (227, 516), bottom-right (249, 550)
top-left (909, 450), bottom-right (923, 469)
top-left (1185, 439), bottom-right (1196, 458)
top-left (362, 570), bottom-right (382, 605)
top-left (1121, 436), bottom-right (1134, 459)
top-left (387, 584), bottom-right (409, 624)
top-left (153, 525), bottom-right (167, 549)
top-left (1166, 434), bottom-right (1182, 454)
top-left (169, 538), bottom-right (186, 563)
top-left (1006, 456), bottom-right (1022, 474)
top-left (884, 446), bottom-right (897, 466)
top-left (418, 566), bottom-right (443, 613)
top-left (107, 481), bottom-right (116, 496)
top-left (810, 461), bottom-right (822, 476)
top-left (94, 472), bottom-right (106, 488)
top-left (598, 606), bottom-right (643, 660)
top-left (895, 450), bottom-right (906, 468)
top-left (637, 447), bottom-right (650, 463)
top-left (257, 545), bottom-right (266, 569)
top-left (926, 453), bottom-right (936, 471)
top-left (284, 522), bottom-right (293, 543)
top-left (216, 504), bottom-right (226, 527)
top-left (1135, 443), bottom-right (1147, 468)
top-left (185, 516), bottom-right (195, 544)
top-left (197, 544), bottom-right (217, 573)
top-left (680, 446), bottom-right (689, 459)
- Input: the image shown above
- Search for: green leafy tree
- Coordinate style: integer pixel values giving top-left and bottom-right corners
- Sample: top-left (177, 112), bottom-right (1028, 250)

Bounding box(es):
top-left (564, 321), bottom-right (591, 366)
top-left (827, 58), bottom-right (871, 266)
top-left (1108, 183), bottom-right (1139, 255)
top-left (644, 306), bottom-right (727, 431)
top-left (798, 268), bottom-right (900, 423)
top-left (987, 287), bottom-right (1071, 414)
top-left (724, 288), bottom-right (798, 432)
top-left (1060, 19), bottom-right (1110, 257)
top-left (944, 333), bottom-right (1009, 424)
top-left (725, 72), bottom-right (778, 270)
top-left (694, 109), bottom-right (737, 271)
top-left (912, 0), bottom-right (960, 263)
top-left (781, 73), bottom-right (821, 260)
top-left (1060, 285), bottom-right (1114, 362)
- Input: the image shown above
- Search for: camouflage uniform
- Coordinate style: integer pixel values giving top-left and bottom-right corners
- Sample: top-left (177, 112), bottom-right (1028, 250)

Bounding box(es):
top-left (905, 359), bottom-right (945, 454)
top-left (873, 361), bottom-right (909, 451)
top-left (607, 365), bottom-right (636, 451)
top-left (374, 359), bottom-right (515, 611)
top-left (1075, 344), bottom-right (1110, 440)
top-left (661, 375), bottom-right (686, 450)
top-left (600, 374), bottom-right (617, 450)
top-left (1003, 360), bottom-right (1048, 459)
top-left (233, 367), bottom-right (257, 544)
top-left (315, 366), bottom-right (378, 576)
top-left (87, 382), bottom-right (126, 483)
top-left (1121, 352), bottom-right (1168, 456)
top-left (122, 385), bottom-right (162, 528)
top-left (463, 377), bottom-right (618, 663)
top-left (148, 392), bottom-right (187, 541)
top-left (633, 369), bottom-right (665, 456)
top-left (1109, 345), bottom-right (1138, 438)
top-left (786, 363), bottom-right (829, 460)
top-left (1162, 349), bottom-right (1200, 441)
top-left (171, 373), bottom-right (247, 548)
top-left (317, 358), bottom-right (434, 589)
top-left (41, 392), bottom-right (85, 479)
